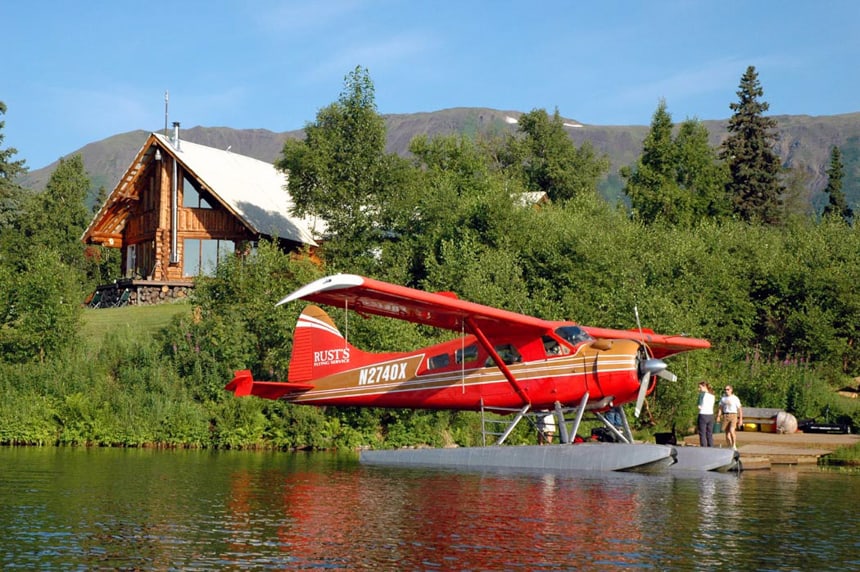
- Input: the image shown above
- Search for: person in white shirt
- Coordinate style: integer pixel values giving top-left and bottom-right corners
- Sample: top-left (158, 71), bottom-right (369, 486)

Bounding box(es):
top-left (537, 412), bottom-right (556, 444)
top-left (716, 385), bottom-right (743, 450)
top-left (696, 381), bottom-right (716, 447)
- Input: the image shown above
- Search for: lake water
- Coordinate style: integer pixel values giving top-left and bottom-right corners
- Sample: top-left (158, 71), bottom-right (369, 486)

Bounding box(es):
top-left (0, 447), bottom-right (857, 571)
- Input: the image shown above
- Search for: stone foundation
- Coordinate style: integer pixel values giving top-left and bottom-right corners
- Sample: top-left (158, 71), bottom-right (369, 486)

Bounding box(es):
top-left (90, 280), bottom-right (194, 307)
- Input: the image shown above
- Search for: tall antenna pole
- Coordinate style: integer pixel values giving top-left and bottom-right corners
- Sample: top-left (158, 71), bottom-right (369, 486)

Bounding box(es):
top-left (164, 90), bottom-right (169, 136)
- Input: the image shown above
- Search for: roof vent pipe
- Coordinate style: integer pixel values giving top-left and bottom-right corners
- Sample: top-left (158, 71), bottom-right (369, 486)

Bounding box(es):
top-left (170, 121), bottom-right (180, 265)
top-left (172, 121), bottom-right (181, 151)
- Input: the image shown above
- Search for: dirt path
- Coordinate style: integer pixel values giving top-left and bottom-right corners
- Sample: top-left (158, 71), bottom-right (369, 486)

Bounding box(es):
top-left (684, 430), bottom-right (858, 450)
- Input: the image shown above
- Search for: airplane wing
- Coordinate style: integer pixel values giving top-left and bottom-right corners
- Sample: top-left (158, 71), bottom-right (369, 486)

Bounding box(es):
top-left (277, 274), bottom-right (553, 338)
top-left (580, 326), bottom-right (710, 359)
top-left (278, 274), bottom-right (710, 357)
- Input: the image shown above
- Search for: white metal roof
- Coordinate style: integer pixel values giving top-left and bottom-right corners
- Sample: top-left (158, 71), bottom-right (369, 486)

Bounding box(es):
top-left (153, 133), bottom-right (322, 246)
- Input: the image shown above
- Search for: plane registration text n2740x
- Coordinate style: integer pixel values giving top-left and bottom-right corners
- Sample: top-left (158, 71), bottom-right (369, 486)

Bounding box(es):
top-left (358, 361), bottom-right (411, 386)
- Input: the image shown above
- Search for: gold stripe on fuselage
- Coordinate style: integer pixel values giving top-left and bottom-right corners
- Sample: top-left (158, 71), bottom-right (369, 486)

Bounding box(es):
top-left (288, 342), bottom-right (638, 404)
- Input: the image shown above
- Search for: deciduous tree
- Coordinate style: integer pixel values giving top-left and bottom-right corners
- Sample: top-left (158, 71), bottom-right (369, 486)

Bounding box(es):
top-left (277, 66), bottom-right (407, 269)
top-left (398, 134), bottom-right (526, 295)
top-left (780, 164), bottom-right (814, 220)
top-left (509, 108), bottom-right (608, 202)
top-left (0, 247), bottom-right (82, 363)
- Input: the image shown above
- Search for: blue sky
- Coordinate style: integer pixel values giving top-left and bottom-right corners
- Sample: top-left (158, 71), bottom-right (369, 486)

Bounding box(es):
top-left (5, 0), bottom-right (859, 170)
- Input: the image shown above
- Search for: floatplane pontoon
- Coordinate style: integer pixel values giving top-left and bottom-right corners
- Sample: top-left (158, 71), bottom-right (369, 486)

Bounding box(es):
top-left (361, 395), bottom-right (740, 473)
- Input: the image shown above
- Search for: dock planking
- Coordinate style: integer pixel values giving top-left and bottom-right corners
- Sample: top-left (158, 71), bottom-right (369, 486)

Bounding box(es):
top-left (682, 430), bottom-right (858, 469)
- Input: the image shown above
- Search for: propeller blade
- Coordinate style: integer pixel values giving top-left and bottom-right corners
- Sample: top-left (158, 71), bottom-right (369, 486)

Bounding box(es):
top-left (635, 357), bottom-right (668, 418)
top-left (635, 371), bottom-right (651, 418)
top-left (657, 369), bottom-right (677, 382)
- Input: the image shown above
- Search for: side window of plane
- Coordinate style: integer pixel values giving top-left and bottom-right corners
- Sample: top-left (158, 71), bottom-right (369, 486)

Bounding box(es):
top-left (427, 353), bottom-right (450, 370)
top-left (486, 344), bottom-right (522, 367)
top-left (555, 326), bottom-right (592, 346)
top-left (455, 344), bottom-right (479, 364)
top-left (542, 335), bottom-right (571, 356)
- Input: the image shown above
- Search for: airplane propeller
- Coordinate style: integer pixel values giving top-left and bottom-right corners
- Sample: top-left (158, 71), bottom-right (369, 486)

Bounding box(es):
top-left (632, 305), bottom-right (677, 417)
top-left (635, 353), bottom-right (671, 417)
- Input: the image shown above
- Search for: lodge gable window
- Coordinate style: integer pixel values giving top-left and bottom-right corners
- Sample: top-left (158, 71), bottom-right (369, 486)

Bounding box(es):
top-left (182, 173), bottom-right (213, 209)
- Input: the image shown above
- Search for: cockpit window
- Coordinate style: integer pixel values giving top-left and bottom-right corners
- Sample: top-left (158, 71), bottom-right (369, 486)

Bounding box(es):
top-left (427, 353), bottom-right (450, 370)
top-left (542, 335), bottom-right (571, 356)
top-left (486, 344), bottom-right (522, 367)
top-left (555, 326), bottom-right (592, 346)
top-left (455, 344), bottom-right (479, 364)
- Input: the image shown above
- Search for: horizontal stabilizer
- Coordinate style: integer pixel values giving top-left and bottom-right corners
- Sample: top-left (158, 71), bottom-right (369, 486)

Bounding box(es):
top-left (225, 370), bottom-right (314, 400)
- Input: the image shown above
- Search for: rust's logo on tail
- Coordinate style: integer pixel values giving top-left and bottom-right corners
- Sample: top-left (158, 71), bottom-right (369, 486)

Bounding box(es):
top-left (288, 304), bottom-right (356, 383)
top-left (314, 348), bottom-right (351, 366)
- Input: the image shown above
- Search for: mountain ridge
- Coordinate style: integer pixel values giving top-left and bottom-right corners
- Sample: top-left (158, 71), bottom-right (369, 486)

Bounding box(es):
top-left (18, 107), bottom-right (860, 212)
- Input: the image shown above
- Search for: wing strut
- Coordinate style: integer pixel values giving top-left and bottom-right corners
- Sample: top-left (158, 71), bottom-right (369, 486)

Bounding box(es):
top-left (495, 404), bottom-right (531, 445)
top-left (466, 317), bottom-right (531, 406)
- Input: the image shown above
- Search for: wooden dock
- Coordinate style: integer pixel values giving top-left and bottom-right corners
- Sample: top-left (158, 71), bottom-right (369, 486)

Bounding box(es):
top-left (681, 430), bottom-right (859, 469)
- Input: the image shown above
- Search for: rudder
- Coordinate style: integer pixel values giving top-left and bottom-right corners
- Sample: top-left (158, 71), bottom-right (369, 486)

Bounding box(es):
top-left (288, 305), bottom-right (359, 383)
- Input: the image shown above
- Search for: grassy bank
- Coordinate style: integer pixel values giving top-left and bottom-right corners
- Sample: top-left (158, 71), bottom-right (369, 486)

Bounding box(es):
top-left (81, 303), bottom-right (192, 349)
top-left (825, 441), bottom-right (860, 466)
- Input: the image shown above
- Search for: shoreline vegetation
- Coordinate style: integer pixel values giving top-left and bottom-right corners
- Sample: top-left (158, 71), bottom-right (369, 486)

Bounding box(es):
top-left (0, 294), bottom-right (856, 468)
top-left (823, 442), bottom-right (860, 466)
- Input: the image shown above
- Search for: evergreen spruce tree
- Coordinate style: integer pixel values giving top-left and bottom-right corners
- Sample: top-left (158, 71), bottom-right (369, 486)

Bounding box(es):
top-left (822, 146), bottom-right (854, 223)
top-left (674, 119), bottom-right (730, 220)
top-left (622, 100), bottom-right (728, 224)
top-left (92, 184), bottom-right (107, 214)
top-left (720, 66), bottom-right (784, 225)
top-left (621, 99), bottom-right (684, 222)
top-left (0, 101), bottom-right (29, 230)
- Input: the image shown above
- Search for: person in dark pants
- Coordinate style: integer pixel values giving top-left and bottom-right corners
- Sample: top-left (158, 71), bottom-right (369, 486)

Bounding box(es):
top-left (696, 381), bottom-right (716, 447)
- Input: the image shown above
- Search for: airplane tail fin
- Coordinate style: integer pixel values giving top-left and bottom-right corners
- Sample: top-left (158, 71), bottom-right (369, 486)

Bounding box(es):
top-left (225, 305), bottom-right (367, 400)
top-left (287, 304), bottom-right (361, 383)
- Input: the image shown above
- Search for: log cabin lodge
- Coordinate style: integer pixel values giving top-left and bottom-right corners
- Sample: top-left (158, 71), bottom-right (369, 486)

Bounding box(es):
top-left (81, 124), bottom-right (323, 306)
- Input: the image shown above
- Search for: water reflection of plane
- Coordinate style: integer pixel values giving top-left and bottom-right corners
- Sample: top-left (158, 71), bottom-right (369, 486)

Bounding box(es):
top-left (251, 466), bottom-right (659, 569)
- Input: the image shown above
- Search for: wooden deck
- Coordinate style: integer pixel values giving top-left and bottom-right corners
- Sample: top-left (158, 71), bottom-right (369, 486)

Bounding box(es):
top-left (681, 430), bottom-right (859, 469)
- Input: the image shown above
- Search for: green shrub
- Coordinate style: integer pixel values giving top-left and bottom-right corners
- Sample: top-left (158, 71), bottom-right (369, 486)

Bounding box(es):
top-left (0, 390), bottom-right (57, 445)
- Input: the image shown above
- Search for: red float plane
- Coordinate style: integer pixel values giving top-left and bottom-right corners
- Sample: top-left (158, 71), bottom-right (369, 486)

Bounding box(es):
top-left (226, 274), bottom-right (710, 447)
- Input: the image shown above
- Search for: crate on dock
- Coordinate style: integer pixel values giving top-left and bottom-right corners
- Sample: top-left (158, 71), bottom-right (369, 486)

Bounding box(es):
top-left (740, 407), bottom-right (783, 433)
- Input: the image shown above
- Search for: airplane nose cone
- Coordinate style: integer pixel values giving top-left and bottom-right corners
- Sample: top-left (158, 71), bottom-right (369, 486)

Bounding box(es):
top-left (642, 357), bottom-right (667, 375)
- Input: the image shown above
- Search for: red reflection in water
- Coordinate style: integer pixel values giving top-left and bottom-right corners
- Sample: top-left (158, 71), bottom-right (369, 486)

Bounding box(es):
top-left (222, 466), bottom-right (652, 569)
top-left (398, 473), bottom-right (647, 568)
